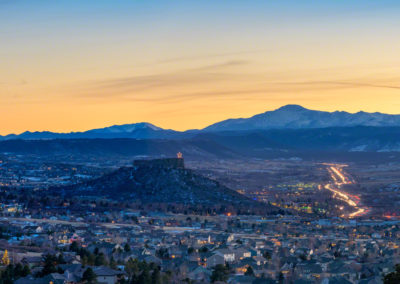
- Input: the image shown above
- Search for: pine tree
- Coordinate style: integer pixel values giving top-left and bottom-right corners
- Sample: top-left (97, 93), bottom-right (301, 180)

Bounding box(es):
top-left (82, 267), bottom-right (97, 283)
top-left (109, 256), bottom-right (117, 269)
top-left (41, 254), bottom-right (57, 276)
top-left (244, 266), bottom-right (254, 276)
top-left (124, 243), bottom-right (131, 252)
top-left (151, 267), bottom-right (161, 284)
top-left (1, 250), bottom-right (10, 265)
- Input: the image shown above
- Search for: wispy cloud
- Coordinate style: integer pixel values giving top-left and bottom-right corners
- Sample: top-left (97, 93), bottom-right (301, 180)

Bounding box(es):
top-left (270, 80), bottom-right (400, 90)
top-left (70, 59), bottom-right (400, 105)
top-left (0, 79), bottom-right (27, 86)
top-left (75, 60), bottom-right (251, 98)
top-left (189, 60), bottom-right (248, 71)
top-left (157, 49), bottom-right (269, 64)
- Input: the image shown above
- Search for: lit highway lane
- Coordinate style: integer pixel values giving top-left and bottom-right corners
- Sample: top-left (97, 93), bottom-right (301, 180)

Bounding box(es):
top-left (324, 165), bottom-right (368, 218)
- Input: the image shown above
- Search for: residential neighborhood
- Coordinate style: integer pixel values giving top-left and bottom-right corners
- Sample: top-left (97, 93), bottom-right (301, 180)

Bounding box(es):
top-left (1, 209), bottom-right (399, 283)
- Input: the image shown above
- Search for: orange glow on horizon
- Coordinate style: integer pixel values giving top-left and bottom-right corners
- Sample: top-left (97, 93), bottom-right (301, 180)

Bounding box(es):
top-left (2, 1), bottom-right (400, 135)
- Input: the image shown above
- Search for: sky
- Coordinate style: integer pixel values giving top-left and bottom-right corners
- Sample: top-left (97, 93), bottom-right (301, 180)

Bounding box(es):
top-left (1, 0), bottom-right (400, 134)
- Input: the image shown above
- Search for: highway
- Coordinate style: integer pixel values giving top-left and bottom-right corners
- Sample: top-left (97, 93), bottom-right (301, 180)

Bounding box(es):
top-left (324, 164), bottom-right (368, 218)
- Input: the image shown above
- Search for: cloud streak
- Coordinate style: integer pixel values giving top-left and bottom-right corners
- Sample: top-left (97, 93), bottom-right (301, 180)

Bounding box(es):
top-left (76, 60), bottom-right (251, 98)
top-left (273, 80), bottom-right (400, 90)
top-left (157, 49), bottom-right (269, 64)
top-left (70, 59), bottom-right (400, 105)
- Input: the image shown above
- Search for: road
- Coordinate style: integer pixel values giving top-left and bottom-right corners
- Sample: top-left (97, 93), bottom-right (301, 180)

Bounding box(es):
top-left (324, 164), bottom-right (369, 218)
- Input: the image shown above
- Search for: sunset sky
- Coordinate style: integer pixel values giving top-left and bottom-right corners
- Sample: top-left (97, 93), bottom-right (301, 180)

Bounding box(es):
top-left (1, 0), bottom-right (400, 135)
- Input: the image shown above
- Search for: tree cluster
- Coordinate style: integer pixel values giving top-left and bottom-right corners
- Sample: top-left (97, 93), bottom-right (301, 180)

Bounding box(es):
top-left (0, 263), bottom-right (31, 284)
top-left (384, 264), bottom-right (400, 284)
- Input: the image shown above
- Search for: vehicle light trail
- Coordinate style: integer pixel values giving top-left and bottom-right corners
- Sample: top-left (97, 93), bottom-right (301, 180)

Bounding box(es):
top-left (324, 164), bottom-right (368, 218)
top-left (330, 166), bottom-right (347, 184)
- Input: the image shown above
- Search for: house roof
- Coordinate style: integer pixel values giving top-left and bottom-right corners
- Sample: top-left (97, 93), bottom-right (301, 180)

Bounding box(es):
top-left (93, 266), bottom-right (124, 276)
top-left (325, 276), bottom-right (353, 284)
top-left (216, 249), bottom-right (235, 255)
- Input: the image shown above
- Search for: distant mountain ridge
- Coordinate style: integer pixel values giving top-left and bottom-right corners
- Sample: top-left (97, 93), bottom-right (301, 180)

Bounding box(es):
top-left (203, 105), bottom-right (400, 131)
top-left (2, 126), bottom-right (400, 157)
top-left (1, 122), bottom-right (185, 140)
top-left (86, 122), bottom-right (162, 133)
top-left (2, 105), bottom-right (400, 140)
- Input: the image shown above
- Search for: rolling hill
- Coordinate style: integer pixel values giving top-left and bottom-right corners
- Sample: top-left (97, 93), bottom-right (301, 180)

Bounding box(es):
top-left (53, 158), bottom-right (272, 213)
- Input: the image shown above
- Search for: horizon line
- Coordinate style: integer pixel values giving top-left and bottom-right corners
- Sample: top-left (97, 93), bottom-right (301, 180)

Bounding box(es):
top-left (2, 104), bottom-right (400, 136)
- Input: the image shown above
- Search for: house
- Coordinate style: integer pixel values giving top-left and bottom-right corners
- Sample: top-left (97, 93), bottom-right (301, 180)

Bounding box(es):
top-left (293, 279), bottom-right (314, 284)
top-left (142, 255), bottom-right (162, 265)
top-left (234, 247), bottom-right (252, 260)
top-left (47, 273), bottom-right (70, 284)
top-left (21, 256), bottom-right (43, 268)
top-left (14, 276), bottom-right (47, 284)
top-left (70, 233), bottom-right (84, 244)
top-left (59, 264), bottom-right (86, 281)
top-left (253, 255), bottom-right (267, 266)
top-left (24, 225), bottom-right (43, 234)
top-left (207, 254), bottom-right (225, 268)
top-left (323, 276), bottom-right (353, 284)
top-left (228, 275), bottom-right (256, 284)
top-left (233, 258), bottom-right (254, 275)
top-left (215, 249), bottom-right (235, 262)
top-left (188, 266), bottom-right (212, 282)
top-left (93, 266), bottom-right (125, 284)
top-left (358, 276), bottom-right (383, 284)
top-left (62, 252), bottom-right (81, 264)
top-left (253, 278), bottom-right (276, 284)
top-left (295, 262), bottom-right (322, 279)
top-left (327, 261), bottom-right (356, 279)
top-left (15, 273), bottom-right (69, 284)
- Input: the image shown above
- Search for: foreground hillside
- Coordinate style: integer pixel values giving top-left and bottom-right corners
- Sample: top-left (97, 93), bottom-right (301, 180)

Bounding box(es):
top-left (55, 158), bottom-right (273, 214)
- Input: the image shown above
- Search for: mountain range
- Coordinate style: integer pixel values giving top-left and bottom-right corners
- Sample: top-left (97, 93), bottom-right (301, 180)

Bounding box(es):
top-left (204, 104), bottom-right (400, 131)
top-left (1, 105), bottom-right (400, 156)
top-left (3, 105), bottom-right (400, 140)
top-left (0, 122), bottom-right (183, 140)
